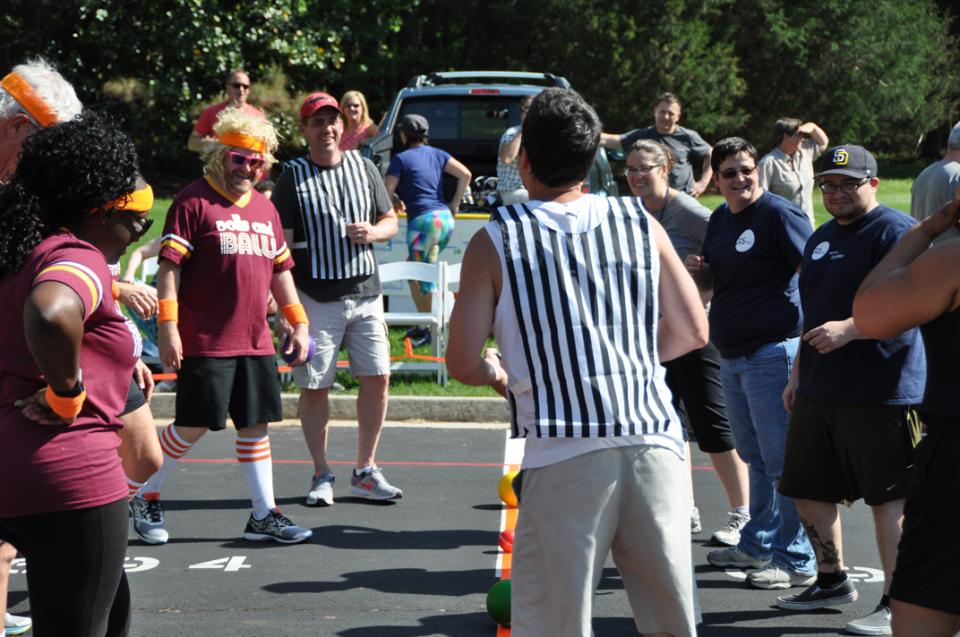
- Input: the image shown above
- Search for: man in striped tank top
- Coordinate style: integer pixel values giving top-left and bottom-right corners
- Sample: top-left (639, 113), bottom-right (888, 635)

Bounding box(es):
top-left (448, 88), bottom-right (708, 637)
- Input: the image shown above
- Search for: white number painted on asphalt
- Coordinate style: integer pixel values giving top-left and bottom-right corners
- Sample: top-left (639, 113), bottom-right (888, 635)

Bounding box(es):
top-left (188, 556), bottom-right (251, 572)
top-left (124, 557), bottom-right (160, 573)
top-left (846, 566), bottom-right (884, 583)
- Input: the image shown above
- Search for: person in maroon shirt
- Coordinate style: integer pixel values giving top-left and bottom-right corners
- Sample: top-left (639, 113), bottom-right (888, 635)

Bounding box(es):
top-left (132, 107), bottom-right (314, 546)
top-left (0, 110), bottom-right (146, 637)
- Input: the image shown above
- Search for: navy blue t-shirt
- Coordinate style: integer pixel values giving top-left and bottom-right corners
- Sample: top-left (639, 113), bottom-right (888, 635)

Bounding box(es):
top-left (386, 145), bottom-right (451, 219)
top-left (797, 205), bottom-right (925, 404)
top-left (703, 191), bottom-right (812, 358)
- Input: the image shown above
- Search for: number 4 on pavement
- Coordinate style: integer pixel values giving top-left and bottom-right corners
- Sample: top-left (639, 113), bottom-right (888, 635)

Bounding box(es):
top-left (188, 556), bottom-right (251, 572)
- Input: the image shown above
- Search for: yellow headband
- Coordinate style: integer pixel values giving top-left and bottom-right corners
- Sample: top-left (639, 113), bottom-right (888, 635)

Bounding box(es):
top-left (1, 72), bottom-right (58, 128)
top-left (218, 132), bottom-right (266, 154)
top-left (92, 184), bottom-right (154, 215)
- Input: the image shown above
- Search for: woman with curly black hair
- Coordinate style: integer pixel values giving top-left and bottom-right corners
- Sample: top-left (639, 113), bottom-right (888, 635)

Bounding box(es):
top-left (0, 110), bottom-right (146, 637)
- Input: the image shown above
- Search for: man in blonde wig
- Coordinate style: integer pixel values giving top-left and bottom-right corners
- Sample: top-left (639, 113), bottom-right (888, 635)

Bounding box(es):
top-left (131, 107), bottom-right (316, 544)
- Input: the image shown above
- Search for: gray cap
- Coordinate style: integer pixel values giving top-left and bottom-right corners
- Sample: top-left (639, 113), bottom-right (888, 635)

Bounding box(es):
top-left (399, 114), bottom-right (429, 137)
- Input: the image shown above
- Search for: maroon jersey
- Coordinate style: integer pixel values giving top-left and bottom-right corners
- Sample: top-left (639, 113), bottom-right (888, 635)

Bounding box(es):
top-left (0, 232), bottom-right (136, 517)
top-left (159, 177), bottom-right (294, 356)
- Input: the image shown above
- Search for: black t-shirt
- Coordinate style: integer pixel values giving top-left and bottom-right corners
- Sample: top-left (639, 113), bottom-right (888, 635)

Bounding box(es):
top-left (273, 155), bottom-right (392, 302)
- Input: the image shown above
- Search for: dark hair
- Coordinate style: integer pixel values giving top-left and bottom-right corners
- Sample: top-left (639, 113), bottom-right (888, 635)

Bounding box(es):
top-left (519, 94), bottom-right (535, 110)
top-left (254, 179), bottom-right (275, 193)
top-left (521, 88), bottom-right (601, 188)
top-left (655, 92), bottom-right (681, 110)
top-left (710, 137), bottom-right (757, 173)
top-left (0, 110), bottom-right (138, 275)
top-left (223, 68), bottom-right (248, 86)
top-left (772, 117), bottom-right (801, 147)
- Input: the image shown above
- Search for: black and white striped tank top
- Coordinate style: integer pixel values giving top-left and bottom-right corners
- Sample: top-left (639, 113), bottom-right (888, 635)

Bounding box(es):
top-left (492, 197), bottom-right (677, 439)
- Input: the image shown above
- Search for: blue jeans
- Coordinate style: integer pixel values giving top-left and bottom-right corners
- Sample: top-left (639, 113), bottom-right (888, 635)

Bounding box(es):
top-left (719, 338), bottom-right (815, 573)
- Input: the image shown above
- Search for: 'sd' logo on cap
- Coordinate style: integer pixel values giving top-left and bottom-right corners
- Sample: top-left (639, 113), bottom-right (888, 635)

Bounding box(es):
top-left (833, 149), bottom-right (849, 166)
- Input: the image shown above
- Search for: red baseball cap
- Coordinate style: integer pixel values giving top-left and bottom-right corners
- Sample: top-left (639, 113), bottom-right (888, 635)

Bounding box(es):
top-left (300, 92), bottom-right (341, 120)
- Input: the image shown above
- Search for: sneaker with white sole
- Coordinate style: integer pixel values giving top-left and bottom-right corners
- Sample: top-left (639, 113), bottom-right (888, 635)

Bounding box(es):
top-left (350, 466), bottom-right (403, 500)
top-left (748, 564), bottom-right (817, 590)
top-left (690, 506), bottom-right (702, 534)
top-left (243, 510), bottom-right (312, 544)
top-left (130, 494), bottom-right (169, 545)
top-left (845, 604), bottom-right (892, 635)
top-left (5, 611), bottom-right (32, 636)
top-left (706, 546), bottom-right (771, 570)
top-left (776, 578), bottom-right (859, 610)
top-left (711, 511), bottom-right (750, 547)
top-left (305, 471), bottom-right (335, 506)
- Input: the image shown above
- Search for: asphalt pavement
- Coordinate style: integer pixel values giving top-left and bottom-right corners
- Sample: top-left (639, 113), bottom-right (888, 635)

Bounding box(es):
top-left (6, 421), bottom-right (889, 636)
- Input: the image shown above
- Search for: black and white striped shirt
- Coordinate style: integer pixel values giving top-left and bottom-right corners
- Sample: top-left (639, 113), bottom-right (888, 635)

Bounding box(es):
top-left (490, 196), bottom-right (679, 442)
top-left (285, 151), bottom-right (378, 280)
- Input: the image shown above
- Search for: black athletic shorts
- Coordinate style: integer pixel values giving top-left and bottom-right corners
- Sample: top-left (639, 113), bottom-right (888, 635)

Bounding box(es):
top-left (779, 395), bottom-right (919, 505)
top-left (663, 341), bottom-right (735, 453)
top-left (889, 425), bottom-right (960, 615)
top-left (120, 376), bottom-right (147, 417)
top-left (174, 355), bottom-right (282, 430)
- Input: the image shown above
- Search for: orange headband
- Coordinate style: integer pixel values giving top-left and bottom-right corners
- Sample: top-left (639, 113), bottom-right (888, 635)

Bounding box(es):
top-left (90, 183), bottom-right (154, 215)
top-left (1, 72), bottom-right (58, 128)
top-left (218, 132), bottom-right (267, 154)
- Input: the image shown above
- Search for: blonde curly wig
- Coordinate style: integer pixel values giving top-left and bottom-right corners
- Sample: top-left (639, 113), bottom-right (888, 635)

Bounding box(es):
top-left (202, 106), bottom-right (279, 181)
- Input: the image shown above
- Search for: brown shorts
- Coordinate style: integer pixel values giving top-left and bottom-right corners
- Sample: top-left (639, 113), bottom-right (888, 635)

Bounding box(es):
top-left (779, 395), bottom-right (920, 505)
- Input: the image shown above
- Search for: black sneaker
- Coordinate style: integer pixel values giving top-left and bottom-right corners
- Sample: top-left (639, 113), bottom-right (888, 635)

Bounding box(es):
top-left (243, 510), bottom-right (313, 544)
top-left (776, 578), bottom-right (858, 610)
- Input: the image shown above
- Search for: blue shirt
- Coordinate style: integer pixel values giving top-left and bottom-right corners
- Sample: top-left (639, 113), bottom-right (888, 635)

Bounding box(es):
top-left (797, 205), bottom-right (925, 404)
top-left (703, 191), bottom-right (812, 358)
top-left (386, 145), bottom-right (451, 218)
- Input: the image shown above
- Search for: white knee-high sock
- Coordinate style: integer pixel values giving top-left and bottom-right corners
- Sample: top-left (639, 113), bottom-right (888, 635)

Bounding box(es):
top-left (127, 476), bottom-right (146, 499)
top-left (141, 423), bottom-right (193, 498)
top-left (236, 434), bottom-right (276, 519)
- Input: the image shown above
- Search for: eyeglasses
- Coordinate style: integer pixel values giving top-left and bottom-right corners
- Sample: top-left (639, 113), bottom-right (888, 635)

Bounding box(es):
top-left (818, 178), bottom-right (869, 195)
top-left (229, 82), bottom-right (250, 90)
top-left (623, 164), bottom-right (661, 177)
top-left (227, 151), bottom-right (265, 171)
top-left (718, 165), bottom-right (757, 180)
top-left (117, 211), bottom-right (153, 240)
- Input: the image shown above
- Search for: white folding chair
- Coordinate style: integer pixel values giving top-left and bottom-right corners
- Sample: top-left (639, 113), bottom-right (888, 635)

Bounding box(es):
top-left (138, 256), bottom-right (160, 284)
top-left (379, 261), bottom-right (446, 383)
top-left (443, 261), bottom-right (462, 324)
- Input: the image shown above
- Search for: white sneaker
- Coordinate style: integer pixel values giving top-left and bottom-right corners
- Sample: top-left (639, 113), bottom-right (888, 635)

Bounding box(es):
top-left (845, 605), bottom-right (892, 635)
top-left (5, 611), bottom-right (32, 636)
top-left (305, 471), bottom-right (335, 506)
top-left (129, 494), bottom-right (169, 545)
top-left (711, 510), bottom-right (750, 546)
top-left (706, 546), bottom-right (771, 570)
top-left (747, 564), bottom-right (816, 590)
top-left (690, 506), bottom-right (702, 534)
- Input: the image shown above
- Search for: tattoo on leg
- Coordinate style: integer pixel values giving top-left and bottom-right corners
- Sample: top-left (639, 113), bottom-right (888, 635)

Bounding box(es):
top-left (804, 522), bottom-right (840, 568)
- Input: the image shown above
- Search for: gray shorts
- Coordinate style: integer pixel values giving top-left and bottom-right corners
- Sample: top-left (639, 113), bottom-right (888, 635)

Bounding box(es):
top-left (293, 294), bottom-right (391, 389)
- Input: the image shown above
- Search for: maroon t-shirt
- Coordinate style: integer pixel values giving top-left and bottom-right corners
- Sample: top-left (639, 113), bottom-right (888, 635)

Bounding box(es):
top-left (0, 233), bottom-right (136, 517)
top-left (159, 177), bottom-right (294, 356)
top-left (192, 101), bottom-right (265, 138)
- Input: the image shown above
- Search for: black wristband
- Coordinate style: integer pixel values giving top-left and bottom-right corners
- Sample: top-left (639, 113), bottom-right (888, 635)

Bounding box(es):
top-left (52, 377), bottom-right (85, 398)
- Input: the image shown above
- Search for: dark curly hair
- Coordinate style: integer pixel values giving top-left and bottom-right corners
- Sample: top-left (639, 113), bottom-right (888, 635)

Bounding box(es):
top-left (0, 110), bottom-right (138, 276)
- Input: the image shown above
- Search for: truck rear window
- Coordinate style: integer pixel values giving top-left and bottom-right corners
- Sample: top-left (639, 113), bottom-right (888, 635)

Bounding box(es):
top-left (398, 97), bottom-right (519, 142)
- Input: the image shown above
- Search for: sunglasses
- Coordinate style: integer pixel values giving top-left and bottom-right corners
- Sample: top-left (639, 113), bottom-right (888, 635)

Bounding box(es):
top-left (718, 165), bottom-right (757, 180)
top-left (117, 211), bottom-right (154, 240)
top-left (227, 151), bottom-right (265, 171)
top-left (229, 82), bottom-right (250, 90)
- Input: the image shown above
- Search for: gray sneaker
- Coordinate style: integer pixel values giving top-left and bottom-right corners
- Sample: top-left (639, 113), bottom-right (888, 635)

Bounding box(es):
top-left (130, 495), bottom-right (169, 545)
top-left (711, 511), bottom-right (750, 546)
top-left (706, 546), bottom-right (771, 570)
top-left (845, 605), bottom-right (892, 635)
top-left (350, 466), bottom-right (403, 500)
top-left (748, 565), bottom-right (817, 590)
top-left (243, 510), bottom-right (312, 544)
top-left (306, 471), bottom-right (335, 506)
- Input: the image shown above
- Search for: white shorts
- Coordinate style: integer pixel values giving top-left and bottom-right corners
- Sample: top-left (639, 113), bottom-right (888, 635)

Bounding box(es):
top-left (511, 445), bottom-right (696, 637)
top-left (293, 294), bottom-right (391, 389)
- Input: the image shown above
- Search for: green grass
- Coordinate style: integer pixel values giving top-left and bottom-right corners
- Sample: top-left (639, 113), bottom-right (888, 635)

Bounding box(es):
top-left (132, 176), bottom-right (918, 397)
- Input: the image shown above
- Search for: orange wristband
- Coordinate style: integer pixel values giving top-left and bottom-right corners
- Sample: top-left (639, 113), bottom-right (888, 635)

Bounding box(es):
top-left (111, 280), bottom-right (120, 300)
top-left (158, 299), bottom-right (178, 323)
top-left (282, 303), bottom-right (308, 325)
top-left (44, 385), bottom-right (86, 420)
